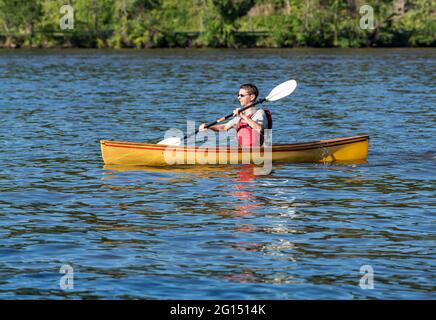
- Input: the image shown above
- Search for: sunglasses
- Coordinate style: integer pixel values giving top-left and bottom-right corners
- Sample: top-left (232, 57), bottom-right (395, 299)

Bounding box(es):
top-left (236, 93), bottom-right (251, 98)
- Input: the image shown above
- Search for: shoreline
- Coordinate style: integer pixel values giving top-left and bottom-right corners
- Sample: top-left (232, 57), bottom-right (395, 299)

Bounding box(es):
top-left (1, 46), bottom-right (435, 50)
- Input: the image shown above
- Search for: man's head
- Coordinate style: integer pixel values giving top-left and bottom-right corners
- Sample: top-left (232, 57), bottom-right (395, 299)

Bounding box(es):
top-left (238, 83), bottom-right (259, 106)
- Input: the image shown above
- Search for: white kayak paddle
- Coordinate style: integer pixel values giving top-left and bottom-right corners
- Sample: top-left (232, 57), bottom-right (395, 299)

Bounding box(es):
top-left (158, 79), bottom-right (297, 146)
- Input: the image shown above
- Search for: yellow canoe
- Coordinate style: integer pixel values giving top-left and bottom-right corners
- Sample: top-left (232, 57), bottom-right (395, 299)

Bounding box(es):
top-left (100, 135), bottom-right (369, 166)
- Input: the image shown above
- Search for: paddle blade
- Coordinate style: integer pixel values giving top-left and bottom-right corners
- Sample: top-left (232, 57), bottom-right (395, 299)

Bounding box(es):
top-left (265, 79), bottom-right (297, 102)
top-left (157, 137), bottom-right (182, 146)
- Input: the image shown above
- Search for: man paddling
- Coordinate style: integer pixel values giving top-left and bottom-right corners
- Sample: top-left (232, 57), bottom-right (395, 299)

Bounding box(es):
top-left (199, 84), bottom-right (271, 147)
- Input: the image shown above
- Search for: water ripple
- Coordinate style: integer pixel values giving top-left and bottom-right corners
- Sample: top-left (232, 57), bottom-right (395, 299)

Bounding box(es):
top-left (0, 49), bottom-right (435, 299)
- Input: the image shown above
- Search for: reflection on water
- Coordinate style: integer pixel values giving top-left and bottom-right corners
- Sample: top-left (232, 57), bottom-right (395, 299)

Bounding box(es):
top-left (0, 49), bottom-right (435, 299)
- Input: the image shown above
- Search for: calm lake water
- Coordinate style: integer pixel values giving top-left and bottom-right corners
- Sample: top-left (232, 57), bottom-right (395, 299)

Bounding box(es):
top-left (0, 48), bottom-right (435, 299)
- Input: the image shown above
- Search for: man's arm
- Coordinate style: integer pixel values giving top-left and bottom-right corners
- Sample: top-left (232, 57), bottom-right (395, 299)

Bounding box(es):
top-left (206, 124), bottom-right (227, 132)
top-left (240, 115), bottom-right (262, 133)
top-left (199, 119), bottom-right (236, 132)
top-left (238, 110), bottom-right (264, 133)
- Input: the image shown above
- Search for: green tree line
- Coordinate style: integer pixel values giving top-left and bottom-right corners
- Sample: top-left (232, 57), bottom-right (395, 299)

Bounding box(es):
top-left (0, 0), bottom-right (434, 48)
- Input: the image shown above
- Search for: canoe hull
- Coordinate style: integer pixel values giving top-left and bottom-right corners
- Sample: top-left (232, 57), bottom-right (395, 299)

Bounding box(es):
top-left (100, 135), bottom-right (369, 166)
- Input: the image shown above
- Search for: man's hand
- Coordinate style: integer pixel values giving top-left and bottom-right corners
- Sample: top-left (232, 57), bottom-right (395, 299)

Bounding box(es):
top-left (233, 108), bottom-right (241, 117)
top-left (199, 123), bottom-right (207, 131)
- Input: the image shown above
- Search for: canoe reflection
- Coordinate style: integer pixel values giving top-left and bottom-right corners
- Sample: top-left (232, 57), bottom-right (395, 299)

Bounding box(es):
top-left (103, 164), bottom-right (246, 175)
top-left (102, 164), bottom-right (265, 219)
top-left (230, 164), bottom-right (258, 217)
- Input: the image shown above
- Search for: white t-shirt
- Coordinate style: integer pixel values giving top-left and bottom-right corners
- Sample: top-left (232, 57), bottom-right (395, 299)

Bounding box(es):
top-left (226, 108), bottom-right (267, 130)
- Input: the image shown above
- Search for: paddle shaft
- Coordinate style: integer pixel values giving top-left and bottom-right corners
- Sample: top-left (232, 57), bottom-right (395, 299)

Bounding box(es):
top-left (182, 98), bottom-right (266, 141)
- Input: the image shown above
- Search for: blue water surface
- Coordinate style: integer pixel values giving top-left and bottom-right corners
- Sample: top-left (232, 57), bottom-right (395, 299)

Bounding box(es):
top-left (0, 48), bottom-right (435, 299)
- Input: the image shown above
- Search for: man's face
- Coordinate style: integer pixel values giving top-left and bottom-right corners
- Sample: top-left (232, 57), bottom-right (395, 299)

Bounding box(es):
top-left (237, 89), bottom-right (255, 106)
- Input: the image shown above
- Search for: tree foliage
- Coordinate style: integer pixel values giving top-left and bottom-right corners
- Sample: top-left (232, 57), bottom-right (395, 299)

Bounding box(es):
top-left (0, 0), bottom-right (434, 48)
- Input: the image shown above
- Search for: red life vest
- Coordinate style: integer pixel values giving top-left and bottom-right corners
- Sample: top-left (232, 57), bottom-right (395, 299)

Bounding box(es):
top-left (236, 108), bottom-right (272, 147)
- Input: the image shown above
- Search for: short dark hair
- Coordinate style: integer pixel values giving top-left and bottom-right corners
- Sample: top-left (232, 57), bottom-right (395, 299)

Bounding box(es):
top-left (240, 83), bottom-right (259, 99)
